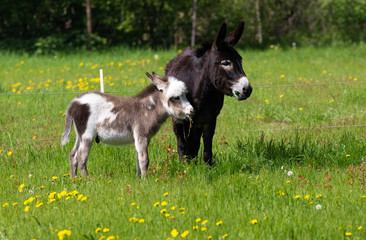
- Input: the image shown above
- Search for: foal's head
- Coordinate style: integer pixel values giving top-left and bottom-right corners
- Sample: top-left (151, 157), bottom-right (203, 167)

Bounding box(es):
top-left (207, 21), bottom-right (252, 100)
top-left (146, 72), bottom-right (194, 119)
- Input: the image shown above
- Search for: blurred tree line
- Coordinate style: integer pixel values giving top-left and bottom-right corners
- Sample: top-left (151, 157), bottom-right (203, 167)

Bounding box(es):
top-left (0, 0), bottom-right (365, 53)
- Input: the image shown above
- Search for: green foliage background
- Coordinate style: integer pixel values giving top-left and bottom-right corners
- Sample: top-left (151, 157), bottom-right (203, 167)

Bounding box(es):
top-left (1, 0), bottom-right (366, 53)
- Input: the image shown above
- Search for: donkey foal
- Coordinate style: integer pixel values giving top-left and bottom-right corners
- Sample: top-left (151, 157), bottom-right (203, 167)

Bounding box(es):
top-left (61, 72), bottom-right (194, 178)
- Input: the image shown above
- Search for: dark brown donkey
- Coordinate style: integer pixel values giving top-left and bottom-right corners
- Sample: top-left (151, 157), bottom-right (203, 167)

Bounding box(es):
top-left (165, 21), bottom-right (252, 165)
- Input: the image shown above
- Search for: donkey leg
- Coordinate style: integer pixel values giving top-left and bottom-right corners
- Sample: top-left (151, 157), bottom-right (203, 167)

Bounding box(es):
top-left (186, 126), bottom-right (203, 160)
top-left (76, 138), bottom-right (93, 177)
top-left (134, 137), bottom-right (149, 178)
top-left (172, 118), bottom-right (187, 159)
top-left (202, 121), bottom-right (217, 166)
top-left (69, 137), bottom-right (80, 178)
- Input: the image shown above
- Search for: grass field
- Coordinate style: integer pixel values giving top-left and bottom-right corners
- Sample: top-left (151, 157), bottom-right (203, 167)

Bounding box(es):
top-left (1, 45), bottom-right (366, 239)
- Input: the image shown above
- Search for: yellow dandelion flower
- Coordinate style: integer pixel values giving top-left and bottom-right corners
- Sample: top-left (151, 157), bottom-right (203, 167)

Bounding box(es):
top-left (130, 202), bottom-right (136, 206)
top-left (265, 99), bottom-right (269, 104)
top-left (222, 234), bottom-right (228, 238)
top-left (161, 201), bottom-right (167, 206)
top-left (201, 227), bottom-right (207, 231)
top-left (180, 230), bottom-right (189, 238)
top-left (9, 174), bottom-right (13, 178)
top-left (316, 194), bottom-right (322, 198)
top-left (202, 220), bottom-right (208, 225)
top-left (13, 202), bottom-right (18, 206)
top-left (52, 176), bottom-right (58, 180)
top-left (153, 201), bottom-right (160, 207)
top-left (95, 228), bottom-right (102, 233)
top-left (196, 218), bottom-right (202, 223)
top-left (345, 232), bottom-right (352, 236)
top-left (79, 62), bottom-right (84, 66)
top-left (99, 236), bottom-right (106, 240)
top-left (164, 213), bottom-right (170, 218)
top-left (358, 226), bottom-right (362, 230)
top-left (106, 236), bottom-right (118, 240)
top-left (8, 151), bottom-right (12, 156)
top-left (322, 70), bottom-right (327, 74)
top-left (304, 195), bottom-right (310, 200)
top-left (192, 226), bottom-right (198, 230)
top-left (353, 77), bottom-right (358, 81)
top-left (24, 197), bottom-right (35, 205)
top-left (216, 221), bottom-right (223, 226)
top-left (81, 197), bottom-right (87, 201)
top-left (36, 202), bottom-right (43, 208)
top-left (2, 203), bottom-right (9, 207)
top-left (103, 228), bottom-right (109, 233)
top-left (138, 219), bottom-right (145, 223)
top-left (171, 205), bottom-right (177, 210)
top-left (280, 74), bottom-right (285, 78)
top-left (346, 154), bottom-right (350, 158)
top-left (298, 108), bottom-right (303, 111)
top-left (294, 195), bottom-right (301, 199)
top-left (171, 229), bottom-right (179, 237)
top-left (250, 219), bottom-right (258, 225)
top-left (280, 94), bottom-right (284, 98)
top-left (24, 206), bottom-right (30, 212)
top-left (163, 192), bottom-right (169, 196)
top-left (208, 236), bottom-right (212, 239)
top-left (57, 230), bottom-right (71, 240)
top-left (161, 209), bottom-right (167, 213)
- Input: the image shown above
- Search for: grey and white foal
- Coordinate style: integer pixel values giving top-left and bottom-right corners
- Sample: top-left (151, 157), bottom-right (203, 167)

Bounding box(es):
top-left (61, 72), bottom-right (194, 178)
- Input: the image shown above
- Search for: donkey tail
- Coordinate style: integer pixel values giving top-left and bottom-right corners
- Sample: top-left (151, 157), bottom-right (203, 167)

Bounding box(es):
top-left (61, 111), bottom-right (73, 145)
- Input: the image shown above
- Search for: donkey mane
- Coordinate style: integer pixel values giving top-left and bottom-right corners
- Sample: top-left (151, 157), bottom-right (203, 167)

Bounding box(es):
top-left (134, 84), bottom-right (159, 98)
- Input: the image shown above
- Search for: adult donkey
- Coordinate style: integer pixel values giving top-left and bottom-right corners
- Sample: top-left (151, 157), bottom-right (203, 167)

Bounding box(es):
top-left (165, 21), bottom-right (252, 165)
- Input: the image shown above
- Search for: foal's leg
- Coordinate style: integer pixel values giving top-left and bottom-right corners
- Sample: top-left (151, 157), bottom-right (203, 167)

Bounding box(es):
top-left (134, 136), bottom-right (149, 178)
top-left (136, 152), bottom-right (141, 177)
top-left (69, 137), bottom-right (80, 178)
top-left (76, 138), bottom-right (93, 177)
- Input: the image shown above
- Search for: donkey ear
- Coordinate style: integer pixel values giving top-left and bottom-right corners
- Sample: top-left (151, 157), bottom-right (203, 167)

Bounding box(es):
top-left (147, 72), bottom-right (167, 91)
top-left (212, 22), bottom-right (227, 50)
top-left (145, 72), bottom-right (153, 80)
top-left (225, 21), bottom-right (244, 47)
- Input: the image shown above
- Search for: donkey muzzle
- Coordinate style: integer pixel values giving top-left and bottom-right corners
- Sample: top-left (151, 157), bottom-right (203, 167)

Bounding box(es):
top-left (232, 77), bottom-right (252, 100)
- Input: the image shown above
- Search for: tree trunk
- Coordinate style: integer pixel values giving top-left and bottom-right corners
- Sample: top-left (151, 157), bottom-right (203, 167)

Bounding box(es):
top-left (86, 0), bottom-right (92, 50)
top-left (255, 0), bottom-right (263, 45)
top-left (191, 0), bottom-right (197, 48)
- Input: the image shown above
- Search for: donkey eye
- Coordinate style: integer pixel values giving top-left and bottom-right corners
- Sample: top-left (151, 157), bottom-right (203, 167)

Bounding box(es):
top-left (221, 60), bottom-right (231, 66)
top-left (171, 96), bottom-right (180, 101)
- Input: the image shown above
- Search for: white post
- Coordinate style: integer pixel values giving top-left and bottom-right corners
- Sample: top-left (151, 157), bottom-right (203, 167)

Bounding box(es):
top-left (100, 69), bottom-right (104, 93)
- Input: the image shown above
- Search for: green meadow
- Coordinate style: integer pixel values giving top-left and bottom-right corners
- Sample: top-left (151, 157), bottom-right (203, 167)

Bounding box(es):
top-left (0, 45), bottom-right (365, 239)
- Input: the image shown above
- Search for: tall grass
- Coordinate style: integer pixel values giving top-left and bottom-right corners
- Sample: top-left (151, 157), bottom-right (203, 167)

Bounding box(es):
top-left (1, 46), bottom-right (365, 239)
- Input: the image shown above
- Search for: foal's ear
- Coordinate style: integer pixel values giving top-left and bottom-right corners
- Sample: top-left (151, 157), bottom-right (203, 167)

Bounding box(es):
top-left (225, 21), bottom-right (244, 47)
top-left (212, 22), bottom-right (227, 50)
top-left (146, 72), bottom-right (167, 91)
